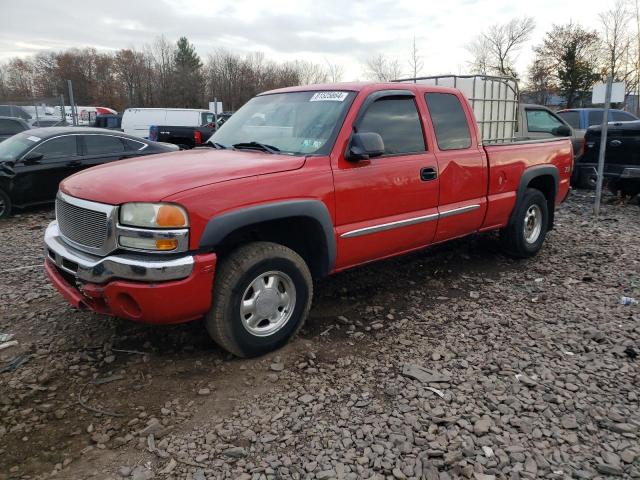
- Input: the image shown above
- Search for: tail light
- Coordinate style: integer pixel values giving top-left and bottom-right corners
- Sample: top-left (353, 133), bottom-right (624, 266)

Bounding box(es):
top-left (149, 125), bottom-right (158, 141)
top-left (194, 130), bottom-right (202, 145)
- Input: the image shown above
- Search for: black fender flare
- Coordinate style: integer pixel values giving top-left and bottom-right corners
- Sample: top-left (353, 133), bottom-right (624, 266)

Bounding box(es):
top-left (512, 164), bottom-right (559, 230)
top-left (198, 199), bottom-right (336, 275)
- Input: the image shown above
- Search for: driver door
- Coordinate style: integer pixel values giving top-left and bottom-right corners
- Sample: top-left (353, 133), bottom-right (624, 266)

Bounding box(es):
top-left (333, 90), bottom-right (440, 269)
top-left (15, 135), bottom-right (81, 204)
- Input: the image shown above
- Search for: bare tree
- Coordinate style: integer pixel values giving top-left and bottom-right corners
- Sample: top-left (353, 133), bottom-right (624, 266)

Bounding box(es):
top-left (408, 36), bottom-right (424, 78)
top-left (525, 57), bottom-right (555, 105)
top-left (364, 53), bottom-right (402, 81)
top-left (599, 0), bottom-right (636, 100)
top-left (295, 60), bottom-right (328, 85)
top-left (468, 17), bottom-right (535, 78)
top-left (325, 59), bottom-right (344, 83)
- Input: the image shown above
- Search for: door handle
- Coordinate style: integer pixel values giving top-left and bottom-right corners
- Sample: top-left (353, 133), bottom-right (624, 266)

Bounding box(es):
top-left (420, 167), bottom-right (437, 181)
top-left (609, 139), bottom-right (622, 147)
top-left (67, 160), bottom-right (81, 167)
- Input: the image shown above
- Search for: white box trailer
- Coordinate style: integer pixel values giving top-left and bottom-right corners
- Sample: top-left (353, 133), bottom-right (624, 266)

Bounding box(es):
top-left (394, 75), bottom-right (519, 144)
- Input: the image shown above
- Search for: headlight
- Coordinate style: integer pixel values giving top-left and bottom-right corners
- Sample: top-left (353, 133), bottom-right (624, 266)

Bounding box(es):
top-left (120, 203), bottom-right (188, 229)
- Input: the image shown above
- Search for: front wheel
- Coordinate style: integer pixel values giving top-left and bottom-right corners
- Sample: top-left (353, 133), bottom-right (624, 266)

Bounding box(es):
top-left (205, 242), bottom-right (313, 358)
top-left (500, 188), bottom-right (549, 258)
top-left (0, 189), bottom-right (12, 219)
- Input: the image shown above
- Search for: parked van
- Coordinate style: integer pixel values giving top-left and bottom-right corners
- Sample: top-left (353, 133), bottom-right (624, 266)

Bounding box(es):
top-left (121, 108), bottom-right (214, 139)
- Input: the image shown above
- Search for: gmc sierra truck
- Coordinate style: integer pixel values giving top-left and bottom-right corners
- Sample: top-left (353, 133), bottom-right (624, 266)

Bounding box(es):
top-left (44, 82), bottom-right (572, 357)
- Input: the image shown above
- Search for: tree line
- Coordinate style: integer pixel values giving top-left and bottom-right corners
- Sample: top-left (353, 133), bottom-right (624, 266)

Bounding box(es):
top-left (466, 0), bottom-right (639, 108)
top-left (0, 36), bottom-right (343, 112)
top-left (1, 0), bottom-right (637, 112)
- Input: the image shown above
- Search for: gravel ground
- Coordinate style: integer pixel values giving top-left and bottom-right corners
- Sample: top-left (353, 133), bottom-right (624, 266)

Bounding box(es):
top-left (0, 190), bottom-right (638, 480)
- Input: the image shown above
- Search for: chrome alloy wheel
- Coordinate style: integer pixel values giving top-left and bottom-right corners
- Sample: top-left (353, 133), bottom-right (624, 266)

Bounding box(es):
top-left (240, 271), bottom-right (296, 337)
top-left (523, 204), bottom-right (543, 244)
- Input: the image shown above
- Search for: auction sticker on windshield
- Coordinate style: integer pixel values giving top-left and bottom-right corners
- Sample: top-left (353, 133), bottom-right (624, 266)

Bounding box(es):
top-left (27, 136), bottom-right (41, 142)
top-left (310, 92), bottom-right (349, 102)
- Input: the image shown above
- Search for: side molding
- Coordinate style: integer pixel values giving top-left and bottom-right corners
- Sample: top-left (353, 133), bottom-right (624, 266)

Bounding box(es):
top-left (199, 200), bottom-right (336, 274)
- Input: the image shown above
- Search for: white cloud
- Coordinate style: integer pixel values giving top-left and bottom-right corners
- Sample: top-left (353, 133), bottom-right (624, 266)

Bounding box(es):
top-left (0, 0), bottom-right (623, 82)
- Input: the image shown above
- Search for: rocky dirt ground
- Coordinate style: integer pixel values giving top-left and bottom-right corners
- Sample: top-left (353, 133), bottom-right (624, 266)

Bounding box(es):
top-left (0, 190), bottom-right (639, 480)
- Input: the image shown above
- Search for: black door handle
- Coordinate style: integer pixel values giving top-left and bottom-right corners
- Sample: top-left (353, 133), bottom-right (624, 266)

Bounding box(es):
top-left (420, 167), bottom-right (437, 181)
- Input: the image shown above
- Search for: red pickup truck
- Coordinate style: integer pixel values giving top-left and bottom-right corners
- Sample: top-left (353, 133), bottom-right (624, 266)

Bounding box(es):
top-left (44, 83), bottom-right (572, 357)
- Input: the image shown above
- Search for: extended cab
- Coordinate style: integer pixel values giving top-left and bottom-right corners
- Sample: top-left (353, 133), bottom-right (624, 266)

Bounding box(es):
top-left (44, 83), bottom-right (572, 357)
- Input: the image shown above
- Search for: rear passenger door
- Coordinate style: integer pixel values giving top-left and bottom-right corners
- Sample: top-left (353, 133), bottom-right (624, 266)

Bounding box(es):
top-left (333, 90), bottom-right (440, 268)
top-left (80, 134), bottom-right (127, 168)
top-left (424, 92), bottom-right (487, 242)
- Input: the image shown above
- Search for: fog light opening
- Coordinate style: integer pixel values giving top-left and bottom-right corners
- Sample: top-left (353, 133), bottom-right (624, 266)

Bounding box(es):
top-left (116, 293), bottom-right (142, 319)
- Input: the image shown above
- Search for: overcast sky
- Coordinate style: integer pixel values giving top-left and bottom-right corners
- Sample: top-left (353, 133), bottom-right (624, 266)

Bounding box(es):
top-left (0, 0), bottom-right (616, 81)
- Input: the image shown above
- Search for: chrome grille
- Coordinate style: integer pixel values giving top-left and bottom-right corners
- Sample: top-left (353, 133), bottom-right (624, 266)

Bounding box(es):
top-left (56, 197), bottom-right (108, 250)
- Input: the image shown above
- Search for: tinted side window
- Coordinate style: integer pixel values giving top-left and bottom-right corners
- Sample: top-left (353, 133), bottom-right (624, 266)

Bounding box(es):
top-left (202, 112), bottom-right (214, 125)
top-left (425, 93), bottom-right (471, 150)
top-left (588, 111), bottom-right (604, 127)
top-left (557, 111), bottom-right (580, 129)
top-left (33, 136), bottom-right (78, 161)
top-left (85, 135), bottom-right (125, 155)
top-left (525, 109), bottom-right (564, 133)
top-left (358, 97), bottom-right (425, 155)
top-left (0, 119), bottom-right (24, 134)
top-left (611, 111), bottom-right (636, 122)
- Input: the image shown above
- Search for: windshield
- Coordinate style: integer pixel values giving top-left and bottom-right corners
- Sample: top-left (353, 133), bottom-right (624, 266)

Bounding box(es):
top-left (208, 90), bottom-right (356, 155)
top-left (0, 132), bottom-right (41, 161)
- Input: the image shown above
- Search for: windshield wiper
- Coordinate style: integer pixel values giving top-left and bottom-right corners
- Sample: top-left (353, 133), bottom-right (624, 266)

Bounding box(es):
top-left (232, 141), bottom-right (280, 154)
top-left (209, 142), bottom-right (227, 149)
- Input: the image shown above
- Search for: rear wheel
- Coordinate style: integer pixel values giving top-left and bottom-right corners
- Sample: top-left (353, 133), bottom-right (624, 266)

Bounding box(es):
top-left (0, 189), bottom-right (12, 219)
top-left (500, 188), bottom-right (549, 258)
top-left (205, 242), bottom-right (313, 358)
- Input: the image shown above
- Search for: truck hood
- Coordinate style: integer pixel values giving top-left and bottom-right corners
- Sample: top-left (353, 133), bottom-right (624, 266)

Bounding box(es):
top-left (61, 148), bottom-right (306, 204)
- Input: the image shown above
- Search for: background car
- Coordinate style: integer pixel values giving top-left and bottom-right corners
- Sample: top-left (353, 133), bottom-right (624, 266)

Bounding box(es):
top-left (557, 108), bottom-right (638, 156)
top-left (0, 116), bottom-right (30, 141)
top-left (573, 120), bottom-right (640, 193)
top-left (0, 127), bottom-right (178, 218)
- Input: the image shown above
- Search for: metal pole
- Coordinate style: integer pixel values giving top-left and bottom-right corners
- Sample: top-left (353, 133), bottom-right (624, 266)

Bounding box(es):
top-left (213, 96), bottom-right (218, 129)
top-left (594, 76), bottom-right (613, 216)
top-left (67, 80), bottom-right (77, 126)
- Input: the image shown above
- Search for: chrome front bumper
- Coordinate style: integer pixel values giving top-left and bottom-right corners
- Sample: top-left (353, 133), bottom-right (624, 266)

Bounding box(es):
top-left (45, 221), bottom-right (194, 284)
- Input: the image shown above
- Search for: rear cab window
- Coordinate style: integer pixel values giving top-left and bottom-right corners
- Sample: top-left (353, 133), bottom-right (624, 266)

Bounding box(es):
top-left (357, 96), bottom-right (425, 155)
top-left (588, 111), bottom-right (604, 127)
top-left (557, 111), bottom-right (580, 129)
top-left (425, 93), bottom-right (471, 150)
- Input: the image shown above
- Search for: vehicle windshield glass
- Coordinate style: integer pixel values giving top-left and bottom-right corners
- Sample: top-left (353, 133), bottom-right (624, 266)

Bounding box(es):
top-left (0, 132), bottom-right (40, 161)
top-left (208, 91), bottom-right (356, 155)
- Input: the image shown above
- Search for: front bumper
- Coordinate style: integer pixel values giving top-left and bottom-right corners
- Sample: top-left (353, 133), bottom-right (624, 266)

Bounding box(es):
top-left (45, 221), bottom-right (193, 283)
top-left (44, 221), bottom-right (217, 324)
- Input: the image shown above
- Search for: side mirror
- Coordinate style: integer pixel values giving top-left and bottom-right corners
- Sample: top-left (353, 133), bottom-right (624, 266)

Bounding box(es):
top-left (22, 152), bottom-right (44, 165)
top-left (552, 125), bottom-right (572, 137)
top-left (347, 132), bottom-right (385, 161)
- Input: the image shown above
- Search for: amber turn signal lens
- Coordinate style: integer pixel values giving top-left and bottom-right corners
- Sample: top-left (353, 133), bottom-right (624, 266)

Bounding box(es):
top-left (156, 205), bottom-right (187, 228)
top-left (155, 239), bottom-right (179, 250)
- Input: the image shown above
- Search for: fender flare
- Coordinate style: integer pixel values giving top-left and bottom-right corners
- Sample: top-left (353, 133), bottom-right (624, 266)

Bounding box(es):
top-left (513, 164), bottom-right (559, 230)
top-left (198, 199), bottom-right (336, 275)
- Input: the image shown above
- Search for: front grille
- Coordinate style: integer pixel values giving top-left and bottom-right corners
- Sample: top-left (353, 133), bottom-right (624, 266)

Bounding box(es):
top-left (56, 197), bottom-right (108, 250)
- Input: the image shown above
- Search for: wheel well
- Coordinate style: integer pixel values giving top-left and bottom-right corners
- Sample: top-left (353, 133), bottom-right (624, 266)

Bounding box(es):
top-left (527, 175), bottom-right (556, 230)
top-left (215, 216), bottom-right (330, 279)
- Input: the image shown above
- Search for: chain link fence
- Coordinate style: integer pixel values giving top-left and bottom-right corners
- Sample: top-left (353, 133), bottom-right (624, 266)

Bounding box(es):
top-left (0, 96), bottom-right (69, 127)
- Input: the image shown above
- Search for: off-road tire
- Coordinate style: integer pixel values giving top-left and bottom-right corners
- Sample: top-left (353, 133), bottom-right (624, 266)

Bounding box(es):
top-left (205, 241), bottom-right (313, 358)
top-left (0, 189), bottom-right (12, 219)
top-left (500, 188), bottom-right (549, 258)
